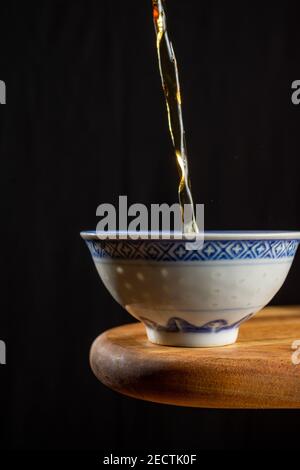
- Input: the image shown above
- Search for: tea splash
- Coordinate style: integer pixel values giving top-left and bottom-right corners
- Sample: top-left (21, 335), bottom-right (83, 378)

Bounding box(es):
top-left (152, 0), bottom-right (198, 233)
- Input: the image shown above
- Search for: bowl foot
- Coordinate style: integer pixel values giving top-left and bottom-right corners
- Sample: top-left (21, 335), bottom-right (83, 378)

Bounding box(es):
top-left (145, 326), bottom-right (239, 347)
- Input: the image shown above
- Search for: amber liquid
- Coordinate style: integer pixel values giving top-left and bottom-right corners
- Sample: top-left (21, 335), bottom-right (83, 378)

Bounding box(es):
top-left (152, 0), bottom-right (198, 233)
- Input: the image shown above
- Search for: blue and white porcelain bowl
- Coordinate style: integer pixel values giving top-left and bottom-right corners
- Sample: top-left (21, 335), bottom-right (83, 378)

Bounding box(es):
top-left (81, 231), bottom-right (300, 347)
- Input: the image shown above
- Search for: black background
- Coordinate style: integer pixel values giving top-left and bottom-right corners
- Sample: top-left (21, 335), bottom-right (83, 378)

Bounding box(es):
top-left (1, 0), bottom-right (300, 452)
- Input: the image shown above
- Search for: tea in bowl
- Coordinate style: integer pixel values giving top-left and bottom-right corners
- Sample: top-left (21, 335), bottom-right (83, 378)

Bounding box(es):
top-left (81, 231), bottom-right (300, 347)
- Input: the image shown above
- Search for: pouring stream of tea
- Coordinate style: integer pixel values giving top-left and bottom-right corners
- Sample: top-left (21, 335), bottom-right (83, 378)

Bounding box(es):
top-left (152, 0), bottom-right (199, 233)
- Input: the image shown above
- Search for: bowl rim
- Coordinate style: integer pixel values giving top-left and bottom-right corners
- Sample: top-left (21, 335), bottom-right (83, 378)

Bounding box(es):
top-left (80, 230), bottom-right (300, 241)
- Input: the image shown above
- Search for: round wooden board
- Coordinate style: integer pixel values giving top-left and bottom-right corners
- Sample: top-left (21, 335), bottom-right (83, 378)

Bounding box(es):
top-left (90, 306), bottom-right (300, 408)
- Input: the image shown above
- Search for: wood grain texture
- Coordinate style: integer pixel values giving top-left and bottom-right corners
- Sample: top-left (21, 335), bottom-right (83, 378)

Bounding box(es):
top-left (90, 306), bottom-right (300, 408)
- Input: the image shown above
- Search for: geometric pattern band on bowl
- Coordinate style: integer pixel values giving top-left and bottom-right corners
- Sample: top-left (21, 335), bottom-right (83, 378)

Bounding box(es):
top-left (86, 239), bottom-right (299, 262)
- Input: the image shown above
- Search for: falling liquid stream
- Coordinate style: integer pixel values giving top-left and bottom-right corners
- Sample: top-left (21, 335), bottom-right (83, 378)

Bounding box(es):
top-left (152, 0), bottom-right (199, 233)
